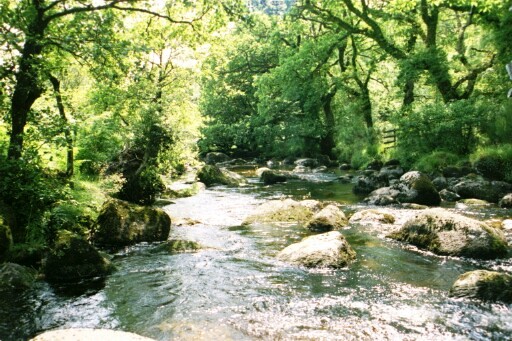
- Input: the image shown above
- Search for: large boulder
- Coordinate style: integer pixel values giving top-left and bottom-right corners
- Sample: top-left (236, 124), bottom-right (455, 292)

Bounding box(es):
top-left (43, 232), bottom-right (113, 283)
top-left (197, 165), bottom-right (247, 187)
top-left (452, 179), bottom-right (512, 203)
top-left (397, 171), bottom-right (441, 206)
top-left (94, 199), bottom-right (171, 247)
top-left (242, 199), bottom-right (321, 226)
top-left (204, 152), bottom-right (231, 165)
top-left (499, 193), bottom-right (512, 208)
top-left (449, 270), bottom-right (512, 303)
top-left (363, 186), bottom-right (401, 206)
top-left (305, 205), bottom-right (347, 232)
top-left (277, 231), bottom-right (356, 268)
top-left (30, 328), bottom-right (156, 341)
top-left (0, 263), bottom-right (36, 290)
top-left (0, 218), bottom-right (12, 262)
top-left (388, 208), bottom-right (509, 259)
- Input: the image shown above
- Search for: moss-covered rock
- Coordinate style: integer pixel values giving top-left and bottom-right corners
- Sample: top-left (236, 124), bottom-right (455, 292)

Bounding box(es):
top-left (43, 231), bottom-right (113, 283)
top-left (93, 199), bottom-right (171, 247)
top-left (0, 218), bottom-right (12, 262)
top-left (305, 205), bottom-right (347, 232)
top-left (449, 270), bottom-right (512, 303)
top-left (349, 209), bottom-right (395, 224)
top-left (388, 208), bottom-right (509, 259)
top-left (242, 199), bottom-right (321, 225)
top-left (277, 231), bottom-right (356, 268)
top-left (197, 165), bottom-right (247, 187)
top-left (0, 263), bottom-right (36, 290)
top-left (453, 179), bottom-right (512, 203)
top-left (260, 169), bottom-right (288, 185)
top-left (204, 152), bottom-right (231, 165)
top-left (153, 239), bottom-right (202, 254)
top-left (397, 171), bottom-right (441, 206)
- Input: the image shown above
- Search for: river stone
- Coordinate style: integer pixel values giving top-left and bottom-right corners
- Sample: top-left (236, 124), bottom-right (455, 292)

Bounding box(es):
top-left (388, 208), bottom-right (509, 259)
top-left (44, 231), bottom-right (113, 283)
top-left (30, 328), bottom-right (155, 341)
top-left (349, 209), bottom-right (395, 224)
top-left (499, 193), bottom-right (512, 208)
top-left (0, 263), bottom-right (36, 290)
top-left (439, 189), bottom-right (460, 202)
top-left (449, 270), bottom-right (512, 303)
top-left (242, 199), bottom-right (321, 225)
top-left (294, 158), bottom-right (318, 168)
top-left (0, 218), bottom-right (12, 262)
top-left (153, 239), bottom-right (202, 254)
top-left (260, 169), bottom-right (288, 185)
top-left (204, 152), bottom-right (231, 165)
top-left (94, 199), bottom-right (171, 247)
top-left (277, 231), bottom-right (356, 268)
top-left (453, 179), bottom-right (512, 203)
top-left (306, 205), bottom-right (347, 232)
top-left (397, 171), bottom-right (441, 206)
top-left (197, 165), bottom-right (247, 187)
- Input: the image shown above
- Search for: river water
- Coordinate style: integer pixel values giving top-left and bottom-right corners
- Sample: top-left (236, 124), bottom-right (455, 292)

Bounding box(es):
top-left (2, 170), bottom-right (512, 340)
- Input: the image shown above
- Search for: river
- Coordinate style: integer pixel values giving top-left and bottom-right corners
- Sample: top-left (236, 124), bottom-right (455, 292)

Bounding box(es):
top-left (2, 169), bottom-right (512, 340)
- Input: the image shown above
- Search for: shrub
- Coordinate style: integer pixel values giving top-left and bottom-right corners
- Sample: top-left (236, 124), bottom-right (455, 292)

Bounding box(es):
top-left (471, 144), bottom-right (512, 182)
top-left (413, 151), bottom-right (464, 175)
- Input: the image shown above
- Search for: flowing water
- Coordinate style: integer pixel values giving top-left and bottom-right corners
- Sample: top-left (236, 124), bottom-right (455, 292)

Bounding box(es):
top-left (2, 170), bottom-right (512, 340)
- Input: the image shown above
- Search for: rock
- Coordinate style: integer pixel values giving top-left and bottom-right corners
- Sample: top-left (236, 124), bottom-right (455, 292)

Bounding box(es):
top-left (338, 174), bottom-right (353, 184)
top-left (306, 205), bottom-right (347, 232)
top-left (388, 208), bottom-right (509, 259)
top-left (153, 240), bottom-right (202, 253)
top-left (30, 328), bottom-right (156, 341)
top-left (397, 171), bottom-right (441, 206)
top-left (282, 156), bottom-right (298, 165)
top-left (313, 166), bottom-right (328, 173)
top-left (439, 189), bottom-right (460, 202)
top-left (197, 165), bottom-right (247, 187)
top-left (378, 165), bottom-right (404, 182)
top-left (260, 170), bottom-right (288, 185)
top-left (353, 174), bottom-right (387, 195)
top-left (366, 159), bottom-right (383, 171)
top-left (0, 218), bottom-right (12, 262)
top-left (349, 209), bottom-right (395, 224)
top-left (44, 231), bottom-right (113, 283)
top-left (256, 167), bottom-right (271, 177)
top-left (455, 198), bottom-right (491, 209)
top-left (243, 199), bottom-right (321, 225)
top-left (432, 177), bottom-right (448, 191)
top-left (294, 158), bottom-right (318, 168)
top-left (293, 165), bottom-right (311, 173)
top-left (363, 187), bottom-right (400, 206)
top-left (339, 163), bottom-right (351, 171)
top-left (276, 231), bottom-right (356, 268)
top-left (204, 152), bottom-right (231, 165)
top-left (163, 182), bottom-right (205, 199)
top-left (499, 193), bottom-right (512, 208)
top-left (0, 263), bottom-right (36, 290)
top-left (94, 199), bottom-right (171, 247)
top-left (453, 179), bottom-right (512, 203)
top-left (449, 270), bottom-right (512, 303)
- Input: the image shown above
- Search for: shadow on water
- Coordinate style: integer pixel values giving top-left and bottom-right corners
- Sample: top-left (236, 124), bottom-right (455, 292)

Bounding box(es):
top-left (2, 168), bottom-right (512, 340)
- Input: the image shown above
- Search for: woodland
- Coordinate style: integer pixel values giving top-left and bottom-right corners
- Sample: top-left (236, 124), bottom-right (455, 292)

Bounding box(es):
top-left (0, 0), bottom-right (511, 263)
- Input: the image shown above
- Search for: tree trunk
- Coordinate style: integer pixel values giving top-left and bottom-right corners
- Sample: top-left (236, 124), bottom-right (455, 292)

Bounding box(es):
top-left (49, 74), bottom-right (74, 177)
top-left (320, 89), bottom-right (337, 158)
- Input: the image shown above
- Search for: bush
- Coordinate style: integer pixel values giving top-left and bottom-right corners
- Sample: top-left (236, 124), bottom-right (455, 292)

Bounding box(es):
top-left (413, 151), bottom-right (464, 175)
top-left (117, 166), bottom-right (165, 205)
top-left (471, 144), bottom-right (512, 182)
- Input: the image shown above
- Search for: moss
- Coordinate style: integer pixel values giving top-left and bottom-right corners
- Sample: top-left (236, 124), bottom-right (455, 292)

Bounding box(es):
top-left (153, 240), bottom-right (202, 254)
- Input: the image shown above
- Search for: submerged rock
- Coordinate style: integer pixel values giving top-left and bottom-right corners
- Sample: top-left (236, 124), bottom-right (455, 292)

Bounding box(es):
top-left (388, 208), bottom-right (509, 259)
top-left (197, 165), bottom-right (247, 187)
top-left (449, 270), bottom-right (512, 303)
top-left (260, 169), bottom-right (288, 185)
top-left (0, 263), bottom-right (36, 290)
top-left (242, 199), bottom-right (321, 225)
top-left (30, 328), bottom-right (156, 341)
top-left (44, 231), bottom-right (113, 283)
top-left (153, 239), bottom-right (202, 254)
top-left (276, 231), bottom-right (356, 268)
top-left (94, 199), bottom-right (171, 247)
top-left (305, 205), bottom-right (347, 232)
